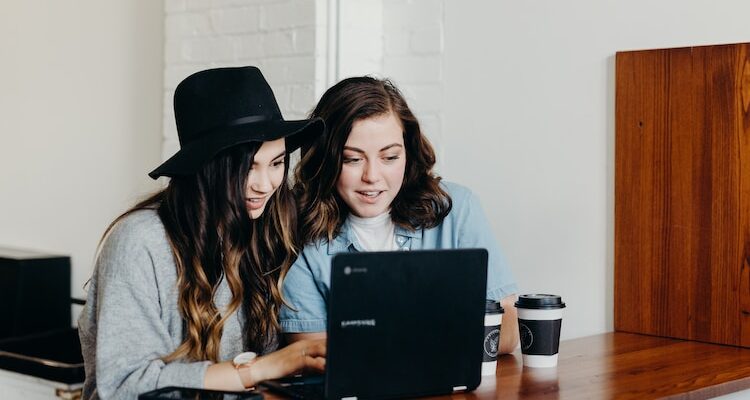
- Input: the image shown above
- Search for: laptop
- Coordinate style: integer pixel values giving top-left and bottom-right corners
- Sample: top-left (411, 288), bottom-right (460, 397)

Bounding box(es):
top-left (263, 248), bottom-right (488, 399)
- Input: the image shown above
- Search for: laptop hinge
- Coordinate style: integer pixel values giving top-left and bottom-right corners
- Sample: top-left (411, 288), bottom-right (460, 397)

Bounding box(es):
top-left (453, 386), bottom-right (468, 392)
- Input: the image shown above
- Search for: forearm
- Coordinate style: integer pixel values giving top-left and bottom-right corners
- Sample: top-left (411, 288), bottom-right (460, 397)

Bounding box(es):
top-left (204, 361), bottom-right (245, 391)
top-left (204, 357), bottom-right (277, 390)
top-left (204, 357), bottom-right (276, 390)
top-left (499, 295), bottom-right (519, 354)
top-left (206, 339), bottom-right (328, 390)
top-left (285, 332), bottom-right (327, 344)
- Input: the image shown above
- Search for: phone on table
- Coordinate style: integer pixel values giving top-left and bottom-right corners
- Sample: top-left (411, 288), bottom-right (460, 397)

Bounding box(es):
top-left (138, 386), bottom-right (263, 400)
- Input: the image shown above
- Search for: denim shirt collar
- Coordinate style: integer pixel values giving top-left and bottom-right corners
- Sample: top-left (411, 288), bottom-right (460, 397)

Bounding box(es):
top-left (326, 216), bottom-right (422, 255)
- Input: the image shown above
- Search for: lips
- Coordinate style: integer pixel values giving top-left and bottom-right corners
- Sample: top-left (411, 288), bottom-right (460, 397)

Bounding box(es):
top-left (355, 190), bottom-right (384, 204)
top-left (245, 197), bottom-right (266, 210)
top-left (357, 191), bottom-right (382, 197)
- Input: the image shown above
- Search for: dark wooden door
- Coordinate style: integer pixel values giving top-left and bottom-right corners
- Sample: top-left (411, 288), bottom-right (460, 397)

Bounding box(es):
top-left (615, 42), bottom-right (750, 347)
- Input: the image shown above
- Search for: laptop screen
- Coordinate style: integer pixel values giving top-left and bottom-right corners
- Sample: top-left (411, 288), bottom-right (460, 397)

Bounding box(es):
top-left (324, 248), bottom-right (488, 399)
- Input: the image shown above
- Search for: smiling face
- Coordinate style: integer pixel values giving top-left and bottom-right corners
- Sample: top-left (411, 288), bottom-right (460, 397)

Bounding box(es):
top-left (335, 111), bottom-right (406, 218)
top-left (245, 138), bottom-right (286, 219)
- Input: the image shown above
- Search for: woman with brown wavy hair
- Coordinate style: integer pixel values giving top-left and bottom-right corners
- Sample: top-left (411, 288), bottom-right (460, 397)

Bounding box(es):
top-left (78, 67), bottom-right (326, 399)
top-left (280, 76), bottom-right (519, 356)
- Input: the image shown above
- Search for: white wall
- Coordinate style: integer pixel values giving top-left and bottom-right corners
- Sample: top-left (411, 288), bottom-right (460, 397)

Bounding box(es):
top-left (0, 2), bottom-right (163, 310)
top-left (381, 0), bottom-right (445, 169)
top-left (162, 0), bottom-right (318, 163)
top-left (338, 0), bottom-right (383, 79)
top-left (337, 0), bottom-right (446, 169)
top-left (442, 0), bottom-right (750, 340)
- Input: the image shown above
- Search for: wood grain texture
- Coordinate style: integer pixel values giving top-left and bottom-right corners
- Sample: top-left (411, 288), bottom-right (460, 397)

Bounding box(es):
top-left (739, 47), bottom-right (750, 348)
top-left (478, 332), bottom-right (750, 399)
top-left (261, 333), bottom-right (750, 400)
top-left (615, 43), bottom-right (750, 347)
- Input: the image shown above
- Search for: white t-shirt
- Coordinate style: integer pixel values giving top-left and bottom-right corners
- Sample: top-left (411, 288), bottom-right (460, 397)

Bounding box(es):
top-left (348, 212), bottom-right (398, 251)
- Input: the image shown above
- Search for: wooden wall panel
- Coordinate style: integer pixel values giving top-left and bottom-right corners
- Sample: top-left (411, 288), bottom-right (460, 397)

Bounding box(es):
top-left (740, 46), bottom-right (750, 348)
top-left (615, 43), bottom-right (750, 347)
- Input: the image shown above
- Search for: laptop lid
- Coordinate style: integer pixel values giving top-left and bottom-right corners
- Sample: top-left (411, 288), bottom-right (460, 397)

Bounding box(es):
top-left (325, 248), bottom-right (488, 399)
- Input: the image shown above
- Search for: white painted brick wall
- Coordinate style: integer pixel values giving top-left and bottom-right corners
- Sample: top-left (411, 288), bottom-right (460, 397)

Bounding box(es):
top-left (383, 55), bottom-right (442, 83)
top-left (162, 0), bottom-right (318, 164)
top-left (381, 0), bottom-right (445, 171)
top-left (338, 0), bottom-right (384, 78)
top-left (210, 7), bottom-right (260, 34)
top-left (335, 0), bottom-right (445, 170)
top-left (165, 0), bottom-right (187, 13)
top-left (261, 1), bottom-right (315, 30)
top-left (162, 0), bottom-right (446, 171)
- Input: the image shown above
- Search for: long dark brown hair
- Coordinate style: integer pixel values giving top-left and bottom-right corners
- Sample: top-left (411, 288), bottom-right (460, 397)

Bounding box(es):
top-left (100, 143), bottom-right (296, 362)
top-left (295, 76), bottom-right (451, 244)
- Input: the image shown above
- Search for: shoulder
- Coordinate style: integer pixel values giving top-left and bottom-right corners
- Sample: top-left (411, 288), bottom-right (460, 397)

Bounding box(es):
top-left (297, 238), bottom-right (332, 266)
top-left (439, 180), bottom-right (476, 206)
top-left (97, 209), bottom-right (171, 281)
top-left (436, 181), bottom-right (489, 230)
top-left (103, 209), bottom-right (166, 250)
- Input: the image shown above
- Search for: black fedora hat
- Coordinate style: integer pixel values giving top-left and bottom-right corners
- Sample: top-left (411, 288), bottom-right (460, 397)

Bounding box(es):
top-left (149, 66), bottom-right (324, 179)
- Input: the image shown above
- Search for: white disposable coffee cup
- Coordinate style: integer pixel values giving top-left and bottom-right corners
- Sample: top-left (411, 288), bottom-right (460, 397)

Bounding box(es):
top-left (515, 294), bottom-right (565, 368)
top-left (482, 300), bottom-right (504, 376)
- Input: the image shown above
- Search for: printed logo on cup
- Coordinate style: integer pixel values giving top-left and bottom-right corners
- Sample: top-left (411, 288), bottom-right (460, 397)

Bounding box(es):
top-left (482, 299), bottom-right (504, 366)
top-left (519, 322), bottom-right (534, 351)
top-left (483, 328), bottom-right (500, 358)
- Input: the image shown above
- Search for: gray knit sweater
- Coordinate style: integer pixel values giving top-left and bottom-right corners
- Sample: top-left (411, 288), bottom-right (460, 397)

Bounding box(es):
top-left (78, 210), bottom-right (273, 400)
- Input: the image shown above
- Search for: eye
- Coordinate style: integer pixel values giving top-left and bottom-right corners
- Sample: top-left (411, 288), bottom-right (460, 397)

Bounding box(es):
top-left (343, 157), bottom-right (362, 164)
top-left (272, 159), bottom-right (285, 168)
top-left (384, 155), bottom-right (400, 162)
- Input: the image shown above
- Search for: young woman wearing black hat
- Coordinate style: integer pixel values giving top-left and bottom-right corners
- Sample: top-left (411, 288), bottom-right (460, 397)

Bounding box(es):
top-left (78, 67), bottom-right (326, 399)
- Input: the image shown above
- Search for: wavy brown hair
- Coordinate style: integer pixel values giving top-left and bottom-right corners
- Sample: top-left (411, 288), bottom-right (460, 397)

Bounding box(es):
top-left (295, 76), bottom-right (451, 244)
top-left (101, 143), bottom-right (296, 362)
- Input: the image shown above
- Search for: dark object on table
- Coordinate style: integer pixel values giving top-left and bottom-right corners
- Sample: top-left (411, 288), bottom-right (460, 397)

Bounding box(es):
top-left (0, 327), bottom-right (84, 384)
top-left (138, 386), bottom-right (263, 400)
top-left (0, 246), bottom-right (71, 339)
top-left (260, 375), bottom-right (325, 400)
top-left (271, 249), bottom-right (488, 399)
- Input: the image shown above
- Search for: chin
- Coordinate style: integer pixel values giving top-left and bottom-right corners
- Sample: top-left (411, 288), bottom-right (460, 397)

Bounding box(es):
top-left (352, 207), bottom-right (386, 218)
top-left (249, 207), bottom-right (266, 219)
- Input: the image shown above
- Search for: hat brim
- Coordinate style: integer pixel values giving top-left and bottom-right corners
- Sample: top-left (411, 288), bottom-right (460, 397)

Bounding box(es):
top-left (149, 117), bottom-right (324, 179)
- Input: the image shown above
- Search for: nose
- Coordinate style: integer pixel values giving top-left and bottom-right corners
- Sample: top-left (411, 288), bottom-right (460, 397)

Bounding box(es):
top-left (361, 160), bottom-right (381, 184)
top-left (248, 168), bottom-right (272, 194)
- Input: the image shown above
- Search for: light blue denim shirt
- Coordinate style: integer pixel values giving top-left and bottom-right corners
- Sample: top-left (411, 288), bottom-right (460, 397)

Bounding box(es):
top-left (280, 181), bottom-right (518, 333)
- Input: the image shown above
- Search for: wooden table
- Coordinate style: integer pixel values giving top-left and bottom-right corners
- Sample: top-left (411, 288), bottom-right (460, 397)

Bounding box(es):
top-left (263, 332), bottom-right (750, 399)
top-left (471, 332), bottom-right (750, 399)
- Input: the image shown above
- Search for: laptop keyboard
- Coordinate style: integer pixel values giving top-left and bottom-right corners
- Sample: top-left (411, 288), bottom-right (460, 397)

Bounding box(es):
top-left (262, 375), bottom-right (326, 400)
top-left (283, 382), bottom-right (325, 400)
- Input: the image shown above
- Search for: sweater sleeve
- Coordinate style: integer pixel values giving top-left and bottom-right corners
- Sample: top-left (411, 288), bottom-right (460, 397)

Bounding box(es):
top-left (85, 215), bottom-right (211, 399)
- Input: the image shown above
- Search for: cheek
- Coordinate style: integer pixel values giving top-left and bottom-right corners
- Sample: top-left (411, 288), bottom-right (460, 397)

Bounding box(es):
top-left (270, 168), bottom-right (285, 190)
top-left (389, 159), bottom-right (407, 185)
top-left (335, 173), bottom-right (347, 197)
top-left (336, 167), bottom-right (356, 196)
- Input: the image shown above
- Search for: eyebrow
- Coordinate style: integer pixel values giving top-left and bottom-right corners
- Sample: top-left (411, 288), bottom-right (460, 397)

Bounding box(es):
top-left (343, 143), bottom-right (404, 154)
top-left (253, 151), bottom-right (286, 165)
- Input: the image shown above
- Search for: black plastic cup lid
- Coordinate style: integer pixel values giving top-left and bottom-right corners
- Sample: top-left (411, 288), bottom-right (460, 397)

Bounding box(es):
top-left (514, 294), bottom-right (566, 309)
top-left (485, 299), bottom-right (505, 314)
